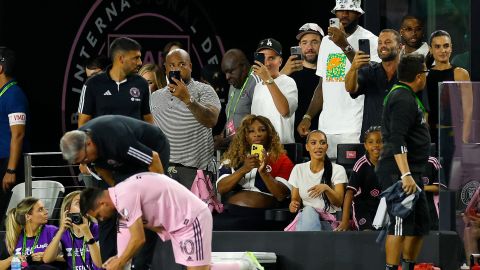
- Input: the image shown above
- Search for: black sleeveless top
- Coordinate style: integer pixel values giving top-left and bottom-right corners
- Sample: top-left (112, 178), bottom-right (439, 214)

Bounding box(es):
top-left (426, 65), bottom-right (456, 144)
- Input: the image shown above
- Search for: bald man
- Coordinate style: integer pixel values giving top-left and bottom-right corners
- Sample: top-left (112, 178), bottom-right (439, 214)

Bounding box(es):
top-left (150, 48), bottom-right (221, 189)
top-left (215, 49), bottom-right (257, 148)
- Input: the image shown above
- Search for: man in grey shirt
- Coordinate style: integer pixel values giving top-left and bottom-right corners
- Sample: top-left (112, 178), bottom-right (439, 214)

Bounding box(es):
top-left (215, 49), bottom-right (258, 148)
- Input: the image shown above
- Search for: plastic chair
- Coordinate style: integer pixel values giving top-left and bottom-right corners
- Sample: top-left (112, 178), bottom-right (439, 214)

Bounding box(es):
top-left (336, 143), bottom-right (365, 178)
top-left (6, 180), bottom-right (65, 222)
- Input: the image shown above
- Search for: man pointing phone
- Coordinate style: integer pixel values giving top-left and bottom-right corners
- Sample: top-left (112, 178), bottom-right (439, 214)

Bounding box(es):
top-left (297, 0), bottom-right (380, 158)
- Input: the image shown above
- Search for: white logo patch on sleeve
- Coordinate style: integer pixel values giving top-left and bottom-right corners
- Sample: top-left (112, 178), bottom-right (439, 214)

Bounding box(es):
top-left (8, 112), bottom-right (26, 126)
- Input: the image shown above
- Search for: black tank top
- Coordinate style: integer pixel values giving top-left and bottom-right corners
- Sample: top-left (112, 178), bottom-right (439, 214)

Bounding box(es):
top-left (426, 65), bottom-right (456, 144)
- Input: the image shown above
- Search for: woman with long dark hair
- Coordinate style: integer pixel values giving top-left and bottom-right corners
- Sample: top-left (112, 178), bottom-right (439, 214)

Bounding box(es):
top-left (289, 130), bottom-right (347, 231)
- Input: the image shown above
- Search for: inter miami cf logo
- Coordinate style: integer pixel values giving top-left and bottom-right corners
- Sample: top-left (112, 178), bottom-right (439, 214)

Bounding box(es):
top-left (61, 0), bottom-right (224, 133)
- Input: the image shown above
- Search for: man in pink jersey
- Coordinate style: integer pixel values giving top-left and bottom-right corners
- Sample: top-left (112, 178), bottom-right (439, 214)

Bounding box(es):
top-left (79, 172), bottom-right (212, 270)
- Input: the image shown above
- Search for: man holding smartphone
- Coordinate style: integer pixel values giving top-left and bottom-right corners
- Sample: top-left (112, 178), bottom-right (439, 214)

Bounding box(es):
top-left (345, 29), bottom-right (402, 142)
top-left (281, 23), bottom-right (324, 143)
top-left (251, 38), bottom-right (298, 144)
top-left (151, 48), bottom-right (221, 189)
top-left (297, 0), bottom-right (380, 158)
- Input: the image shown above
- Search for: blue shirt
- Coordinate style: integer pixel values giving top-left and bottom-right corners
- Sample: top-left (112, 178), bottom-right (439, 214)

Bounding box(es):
top-left (0, 80), bottom-right (29, 158)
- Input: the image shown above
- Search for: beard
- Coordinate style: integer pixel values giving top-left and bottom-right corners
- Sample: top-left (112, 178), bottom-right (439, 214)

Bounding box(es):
top-left (344, 19), bottom-right (359, 35)
top-left (379, 49), bottom-right (398, 62)
top-left (304, 54), bottom-right (318, 65)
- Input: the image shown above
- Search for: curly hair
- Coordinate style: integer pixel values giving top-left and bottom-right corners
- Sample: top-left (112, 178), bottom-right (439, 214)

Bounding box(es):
top-left (222, 115), bottom-right (285, 168)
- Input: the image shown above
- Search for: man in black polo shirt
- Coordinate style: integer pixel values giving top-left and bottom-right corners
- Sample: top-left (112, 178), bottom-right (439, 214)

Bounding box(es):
top-left (376, 54), bottom-right (431, 270)
top-left (60, 115), bottom-right (169, 185)
top-left (60, 115), bottom-right (170, 269)
top-left (77, 37), bottom-right (152, 126)
top-left (345, 29), bottom-right (402, 142)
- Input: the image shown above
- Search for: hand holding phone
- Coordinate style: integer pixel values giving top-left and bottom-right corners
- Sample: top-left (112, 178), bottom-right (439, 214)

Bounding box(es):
top-left (254, 52), bottom-right (265, 66)
top-left (290, 46), bottom-right (303, 61)
top-left (251, 144), bottom-right (264, 161)
top-left (168, 70), bottom-right (181, 85)
top-left (358, 39), bottom-right (370, 55)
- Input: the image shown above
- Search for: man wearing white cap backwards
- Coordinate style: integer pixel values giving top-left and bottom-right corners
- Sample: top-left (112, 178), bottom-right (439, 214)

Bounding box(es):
top-left (297, 0), bottom-right (380, 159)
top-left (282, 23), bottom-right (324, 143)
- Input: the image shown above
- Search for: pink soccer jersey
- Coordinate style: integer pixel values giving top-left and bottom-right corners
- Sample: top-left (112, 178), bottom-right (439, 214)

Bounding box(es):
top-left (108, 172), bottom-right (208, 237)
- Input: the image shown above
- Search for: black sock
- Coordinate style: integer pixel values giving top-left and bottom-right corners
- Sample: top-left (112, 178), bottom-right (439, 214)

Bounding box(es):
top-left (401, 259), bottom-right (416, 270)
top-left (385, 264), bottom-right (398, 270)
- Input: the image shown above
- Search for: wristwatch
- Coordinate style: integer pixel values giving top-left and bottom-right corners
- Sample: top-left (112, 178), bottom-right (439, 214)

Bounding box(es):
top-left (343, 44), bottom-right (354, 53)
top-left (6, 168), bottom-right (16, 174)
top-left (265, 78), bottom-right (275, 84)
top-left (86, 238), bottom-right (97, 245)
top-left (302, 114), bottom-right (312, 121)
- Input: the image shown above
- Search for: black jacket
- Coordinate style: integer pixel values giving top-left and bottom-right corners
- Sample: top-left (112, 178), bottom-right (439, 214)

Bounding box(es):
top-left (378, 83), bottom-right (430, 174)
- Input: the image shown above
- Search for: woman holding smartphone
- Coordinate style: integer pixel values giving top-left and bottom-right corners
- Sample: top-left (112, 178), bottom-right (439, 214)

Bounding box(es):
top-left (289, 130), bottom-right (347, 231)
top-left (43, 191), bottom-right (102, 270)
top-left (0, 197), bottom-right (64, 270)
top-left (214, 114), bottom-right (294, 230)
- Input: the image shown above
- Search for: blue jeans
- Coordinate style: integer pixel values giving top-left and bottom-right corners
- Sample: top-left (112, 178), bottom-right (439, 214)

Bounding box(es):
top-left (296, 206), bottom-right (333, 231)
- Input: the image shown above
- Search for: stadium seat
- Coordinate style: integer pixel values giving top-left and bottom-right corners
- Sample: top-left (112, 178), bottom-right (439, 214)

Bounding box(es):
top-left (283, 143), bottom-right (304, 164)
top-left (336, 143), bottom-right (365, 178)
top-left (5, 180), bottom-right (65, 224)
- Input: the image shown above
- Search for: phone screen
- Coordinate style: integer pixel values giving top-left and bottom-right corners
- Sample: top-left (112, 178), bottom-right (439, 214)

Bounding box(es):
top-left (254, 52), bottom-right (265, 66)
top-left (358, 39), bottom-right (370, 55)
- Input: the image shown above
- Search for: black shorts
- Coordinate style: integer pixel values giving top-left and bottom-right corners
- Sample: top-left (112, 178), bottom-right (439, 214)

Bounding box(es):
top-left (352, 206), bottom-right (378, 231)
top-left (387, 191), bottom-right (430, 236)
top-left (376, 169), bottom-right (430, 236)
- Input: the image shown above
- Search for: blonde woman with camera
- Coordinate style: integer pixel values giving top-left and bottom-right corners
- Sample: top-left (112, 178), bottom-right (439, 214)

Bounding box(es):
top-left (43, 191), bottom-right (102, 269)
top-left (0, 197), bottom-right (63, 270)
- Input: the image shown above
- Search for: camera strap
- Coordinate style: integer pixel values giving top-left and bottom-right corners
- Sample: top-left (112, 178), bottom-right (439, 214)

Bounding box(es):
top-left (383, 84), bottom-right (426, 114)
top-left (22, 225), bottom-right (43, 255)
top-left (69, 230), bottom-right (87, 269)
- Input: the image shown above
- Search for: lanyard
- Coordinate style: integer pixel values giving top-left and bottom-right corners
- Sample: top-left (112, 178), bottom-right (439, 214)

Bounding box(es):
top-left (383, 84), bottom-right (426, 113)
top-left (226, 70), bottom-right (252, 120)
top-left (0, 81), bottom-right (17, 97)
top-left (22, 225), bottom-right (43, 255)
top-left (69, 230), bottom-right (87, 269)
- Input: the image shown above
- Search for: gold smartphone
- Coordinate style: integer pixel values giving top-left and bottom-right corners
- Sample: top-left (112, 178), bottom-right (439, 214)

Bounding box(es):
top-left (251, 144), bottom-right (264, 160)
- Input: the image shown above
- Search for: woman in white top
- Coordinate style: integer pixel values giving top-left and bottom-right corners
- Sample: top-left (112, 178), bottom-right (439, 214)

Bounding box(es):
top-left (289, 130), bottom-right (347, 231)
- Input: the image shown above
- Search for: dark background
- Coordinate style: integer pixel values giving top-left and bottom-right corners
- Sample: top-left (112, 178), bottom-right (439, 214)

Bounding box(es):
top-left (0, 0), bottom-right (475, 157)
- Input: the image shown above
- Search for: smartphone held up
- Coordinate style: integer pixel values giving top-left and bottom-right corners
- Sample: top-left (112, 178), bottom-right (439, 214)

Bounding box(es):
top-left (168, 70), bottom-right (181, 85)
top-left (251, 144), bottom-right (264, 161)
top-left (290, 46), bottom-right (304, 61)
top-left (358, 39), bottom-right (370, 55)
top-left (329, 18), bottom-right (340, 29)
top-left (254, 52), bottom-right (265, 66)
